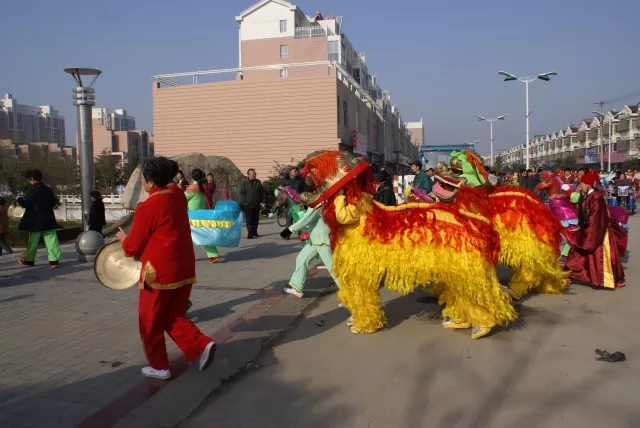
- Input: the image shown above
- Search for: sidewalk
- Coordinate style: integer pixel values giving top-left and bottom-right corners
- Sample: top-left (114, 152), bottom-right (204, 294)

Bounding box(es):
top-left (0, 220), bottom-right (335, 428)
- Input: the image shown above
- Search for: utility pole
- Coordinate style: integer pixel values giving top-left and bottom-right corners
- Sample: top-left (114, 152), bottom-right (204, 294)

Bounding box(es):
top-left (594, 101), bottom-right (605, 171)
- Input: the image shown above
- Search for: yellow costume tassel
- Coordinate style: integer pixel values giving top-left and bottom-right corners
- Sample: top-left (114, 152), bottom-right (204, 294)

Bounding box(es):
top-left (493, 217), bottom-right (568, 299)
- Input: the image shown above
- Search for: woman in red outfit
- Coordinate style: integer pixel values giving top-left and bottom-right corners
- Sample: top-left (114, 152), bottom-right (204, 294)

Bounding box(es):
top-left (565, 170), bottom-right (626, 289)
top-left (116, 157), bottom-right (215, 380)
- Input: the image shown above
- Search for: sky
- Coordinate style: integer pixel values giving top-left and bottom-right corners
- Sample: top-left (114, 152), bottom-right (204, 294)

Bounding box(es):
top-left (3, 0), bottom-right (640, 157)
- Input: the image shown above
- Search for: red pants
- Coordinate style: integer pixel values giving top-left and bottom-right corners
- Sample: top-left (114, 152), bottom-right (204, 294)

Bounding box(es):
top-left (139, 284), bottom-right (212, 370)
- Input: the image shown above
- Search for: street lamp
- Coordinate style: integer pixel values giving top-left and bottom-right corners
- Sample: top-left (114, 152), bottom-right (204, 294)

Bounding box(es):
top-left (593, 110), bottom-right (622, 172)
top-left (64, 67), bottom-right (101, 230)
top-left (65, 67), bottom-right (104, 263)
top-left (476, 115), bottom-right (507, 167)
top-left (498, 70), bottom-right (558, 170)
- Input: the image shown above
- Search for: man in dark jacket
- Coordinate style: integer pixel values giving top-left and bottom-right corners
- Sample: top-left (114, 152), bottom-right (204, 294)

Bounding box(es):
top-left (17, 169), bottom-right (61, 267)
top-left (524, 169), bottom-right (540, 193)
top-left (373, 169), bottom-right (396, 206)
top-left (240, 168), bottom-right (266, 239)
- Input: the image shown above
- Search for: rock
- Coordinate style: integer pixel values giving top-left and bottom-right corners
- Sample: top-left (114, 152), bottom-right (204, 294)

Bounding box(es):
top-left (121, 153), bottom-right (245, 209)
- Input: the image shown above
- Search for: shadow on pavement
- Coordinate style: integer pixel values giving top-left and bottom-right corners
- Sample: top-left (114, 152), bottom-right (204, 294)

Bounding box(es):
top-left (222, 242), bottom-right (300, 263)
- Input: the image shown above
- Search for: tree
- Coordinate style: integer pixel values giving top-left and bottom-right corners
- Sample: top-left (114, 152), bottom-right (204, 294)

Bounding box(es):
top-left (493, 155), bottom-right (504, 173)
top-left (94, 149), bottom-right (123, 194)
top-left (122, 152), bottom-right (140, 184)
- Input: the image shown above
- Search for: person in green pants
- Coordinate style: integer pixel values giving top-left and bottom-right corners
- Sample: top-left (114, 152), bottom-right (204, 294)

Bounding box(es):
top-left (185, 169), bottom-right (219, 264)
top-left (17, 169), bottom-right (61, 268)
top-left (280, 203), bottom-right (338, 298)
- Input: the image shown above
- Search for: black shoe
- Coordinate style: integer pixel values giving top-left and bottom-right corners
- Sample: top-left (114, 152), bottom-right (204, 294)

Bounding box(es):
top-left (254, 234), bottom-right (260, 238)
top-left (247, 235), bottom-right (256, 239)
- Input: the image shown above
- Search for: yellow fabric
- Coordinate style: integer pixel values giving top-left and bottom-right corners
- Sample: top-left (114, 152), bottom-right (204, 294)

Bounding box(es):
top-left (493, 216), bottom-right (568, 298)
top-left (333, 196), bottom-right (517, 335)
top-left (189, 219), bottom-right (235, 228)
top-left (602, 230), bottom-right (615, 289)
top-left (334, 195), bottom-right (361, 225)
top-left (139, 262), bottom-right (196, 290)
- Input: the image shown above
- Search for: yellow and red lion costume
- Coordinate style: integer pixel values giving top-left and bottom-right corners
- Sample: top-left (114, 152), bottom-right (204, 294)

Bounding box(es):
top-left (299, 151), bottom-right (516, 340)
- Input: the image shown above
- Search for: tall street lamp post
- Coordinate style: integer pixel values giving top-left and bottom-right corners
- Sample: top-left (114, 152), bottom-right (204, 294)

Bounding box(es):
top-left (64, 67), bottom-right (101, 229)
top-left (64, 67), bottom-right (104, 263)
top-left (476, 115), bottom-right (507, 167)
top-left (498, 71), bottom-right (558, 170)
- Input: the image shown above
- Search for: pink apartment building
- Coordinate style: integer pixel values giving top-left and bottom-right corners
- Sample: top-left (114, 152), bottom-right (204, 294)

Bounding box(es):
top-left (407, 119), bottom-right (425, 148)
top-left (152, 0), bottom-right (419, 178)
top-left (76, 107), bottom-right (153, 164)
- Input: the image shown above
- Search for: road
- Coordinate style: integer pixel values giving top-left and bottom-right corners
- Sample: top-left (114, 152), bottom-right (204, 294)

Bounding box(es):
top-left (184, 216), bottom-right (640, 428)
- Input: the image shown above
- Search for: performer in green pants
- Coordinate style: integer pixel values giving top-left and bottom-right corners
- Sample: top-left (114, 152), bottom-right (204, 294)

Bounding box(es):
top-left (281, 204), bottom-right (338, 298)
top-left (18, 169), bottom-right (61, 267)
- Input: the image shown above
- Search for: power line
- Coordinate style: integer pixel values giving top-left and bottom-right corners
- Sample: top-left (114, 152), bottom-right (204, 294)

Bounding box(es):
top-left (594, 89), bottom-right (640, 107)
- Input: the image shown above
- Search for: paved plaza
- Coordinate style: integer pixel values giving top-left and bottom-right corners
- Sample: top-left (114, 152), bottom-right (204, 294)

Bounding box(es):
top-left (0, 220), bottom-right (335, 428)
top-left (1, 217), bottom-right (639, 428)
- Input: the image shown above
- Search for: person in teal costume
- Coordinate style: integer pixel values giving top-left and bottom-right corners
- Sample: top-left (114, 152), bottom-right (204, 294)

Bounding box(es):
top-left (280, 203), bottom-right (337, 298)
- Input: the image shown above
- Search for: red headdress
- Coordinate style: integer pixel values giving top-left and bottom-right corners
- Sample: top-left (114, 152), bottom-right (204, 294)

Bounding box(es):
top-left (581, 170), bottom-right (600, 187)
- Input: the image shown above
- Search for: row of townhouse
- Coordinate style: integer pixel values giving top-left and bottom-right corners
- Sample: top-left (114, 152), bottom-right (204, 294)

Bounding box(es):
top-left (497, 104), bottom-right (640, 170)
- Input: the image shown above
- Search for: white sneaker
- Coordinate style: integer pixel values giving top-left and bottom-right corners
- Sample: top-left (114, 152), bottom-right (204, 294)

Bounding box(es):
top-left (198, 342), bottom-right (216, 371)
top-left (317, 265), bottom-right (327, 270)
top-left (338, 302), bottom-right (344, 308)
top-left (284, 286), bottom-right (304, 298)
top-left (141, 366), bottom-right (172, 380)
top-left (268, 213), bottom-right (274, 218)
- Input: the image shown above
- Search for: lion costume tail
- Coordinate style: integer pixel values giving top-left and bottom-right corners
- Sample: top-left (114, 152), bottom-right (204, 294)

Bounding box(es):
top-left (490, 185), bottom-right (568, 298)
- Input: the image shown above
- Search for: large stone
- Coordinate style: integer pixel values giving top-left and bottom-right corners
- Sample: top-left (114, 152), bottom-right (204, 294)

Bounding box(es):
top-left (121, 153), bottom-right (245, 209)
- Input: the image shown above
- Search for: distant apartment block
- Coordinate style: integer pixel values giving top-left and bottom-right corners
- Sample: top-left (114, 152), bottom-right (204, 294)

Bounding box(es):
top-left (0, 93), bottom-right (66, 146)
top-left (151, 0), bottom-right (420, 178)
top-left (76, 107), bottom-right (152, 162)
top-left (407, 119), bottom-right (424, 147)
top-left (497, 104), bottom-right (640, 169)
top-left (0, 139), bottom-right (76, 168)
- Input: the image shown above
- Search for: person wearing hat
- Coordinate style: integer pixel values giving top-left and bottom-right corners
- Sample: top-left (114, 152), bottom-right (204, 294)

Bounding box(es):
top-left (88, 191), bottom-right (106, 234)
top-left (565, 169), bottom-right (625, 289)
top-left (372, 167), bottom-right (396, 206)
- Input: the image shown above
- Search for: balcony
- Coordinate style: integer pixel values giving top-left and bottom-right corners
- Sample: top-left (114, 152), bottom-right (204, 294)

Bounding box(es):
top-left (295, 25), bottom-right (335, 38)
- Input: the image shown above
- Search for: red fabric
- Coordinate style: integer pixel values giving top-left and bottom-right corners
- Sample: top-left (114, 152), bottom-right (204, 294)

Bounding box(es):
top-left (167, 183), bottom-right (188, 210)
top-left (139, 284), bottom-right (212, 370)
top-left (581, 170), bottom-right (600, 187)
top-left (122, 187), bottom-right (196, 288)
top-left (490, 185), bottom-right (563, 249)
top-left (565, 191), bottom-right (625, 288)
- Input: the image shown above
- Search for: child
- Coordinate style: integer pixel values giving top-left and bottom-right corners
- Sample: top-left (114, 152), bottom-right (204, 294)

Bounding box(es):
top-left (0, 197), bottom-right (15, 255)
top-left (88, 191), bottom-right (106, 234)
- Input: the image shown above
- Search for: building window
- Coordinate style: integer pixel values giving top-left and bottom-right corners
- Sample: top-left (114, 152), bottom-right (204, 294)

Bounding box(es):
top-left (328, 40), bottom-right (339, 62)
top-left (280, 20), bottom-right (287, 33)
top-left (280, 68), bottom-right (288, 78)
top-left (8, 112), bottom-right (15, 130)
top-left (337, 96), bottom-right (340, 125)
top-left (343, 101), bottom-right (348, 128)
top-left (280, 45), bottom-right (288, 59)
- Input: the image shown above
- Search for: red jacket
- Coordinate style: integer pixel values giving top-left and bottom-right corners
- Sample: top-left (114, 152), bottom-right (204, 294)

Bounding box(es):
top-left (122, 187), bottom-right (196, 289)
